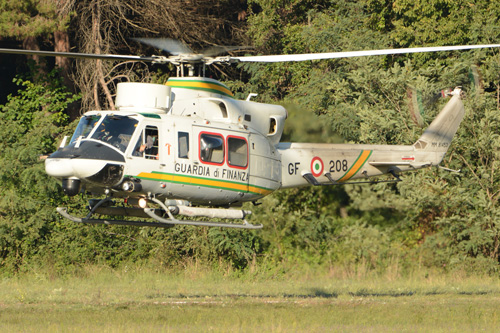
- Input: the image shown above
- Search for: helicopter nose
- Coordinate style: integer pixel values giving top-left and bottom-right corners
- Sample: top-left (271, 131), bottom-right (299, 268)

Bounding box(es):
top-left (44, 157), bottom-right (74, 178)
top-left (45, 140), bottom-right (126, 179)
top-left (45, 157), bottom-right (110, 179)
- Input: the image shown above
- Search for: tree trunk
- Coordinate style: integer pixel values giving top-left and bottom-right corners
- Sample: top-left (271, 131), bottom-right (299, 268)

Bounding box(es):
top-left (54, 30), bottom-right (74, 89)
top-left (22, 36), bottom-right (46, 74)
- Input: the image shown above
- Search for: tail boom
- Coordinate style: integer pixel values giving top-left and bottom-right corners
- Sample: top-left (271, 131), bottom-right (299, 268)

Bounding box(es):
top-left (278, 88), bottom-right (465, 188)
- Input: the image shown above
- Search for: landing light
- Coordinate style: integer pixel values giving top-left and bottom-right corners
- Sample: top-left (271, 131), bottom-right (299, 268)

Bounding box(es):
top-left (122, 180), bottom-right (142, 192)
top-left (122, 181), bottom-right (132, 192)
top-left (138, 198), bottom-right (148, 208)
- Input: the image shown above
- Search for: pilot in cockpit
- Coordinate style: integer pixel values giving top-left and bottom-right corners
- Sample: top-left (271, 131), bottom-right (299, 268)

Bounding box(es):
top-left (134, 132), bottom-right (159, 159)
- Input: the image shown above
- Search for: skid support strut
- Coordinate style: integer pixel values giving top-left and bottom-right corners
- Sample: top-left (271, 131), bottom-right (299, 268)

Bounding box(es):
top-left (56, 197), bottom-right (262, 229)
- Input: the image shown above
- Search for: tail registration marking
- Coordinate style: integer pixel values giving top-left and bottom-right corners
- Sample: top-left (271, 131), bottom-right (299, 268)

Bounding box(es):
top-left (337, 150), bottom-right (372, 182)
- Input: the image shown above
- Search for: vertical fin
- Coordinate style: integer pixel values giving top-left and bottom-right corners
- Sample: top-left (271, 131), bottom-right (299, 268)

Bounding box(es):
top-left (413, 88), bottom-right (465, 154)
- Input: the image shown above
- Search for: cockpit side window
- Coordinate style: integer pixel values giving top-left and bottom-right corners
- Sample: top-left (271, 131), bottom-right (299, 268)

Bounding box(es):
top-left (133, 126), bottom-right (159, 159)
top-left (91, 115), bottom-right (138, 152)
top-left (70, 115), bottom-right (101, 144)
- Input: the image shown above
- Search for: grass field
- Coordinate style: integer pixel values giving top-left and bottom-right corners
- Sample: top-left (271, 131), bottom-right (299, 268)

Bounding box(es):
top-left (1, 265), bottom-right (500, 331)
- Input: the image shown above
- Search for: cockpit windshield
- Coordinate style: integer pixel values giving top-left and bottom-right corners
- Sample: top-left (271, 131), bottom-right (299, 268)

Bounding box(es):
top-left (70, 115), bottom-right (101, 144)
top-left (90, 115), bottom-right (139, 152)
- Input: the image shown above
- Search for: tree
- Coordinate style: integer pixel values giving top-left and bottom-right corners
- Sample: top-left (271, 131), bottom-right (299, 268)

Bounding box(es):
top-left (70, 0), bottom-right (249, 111)
top-left (0, 69), bottom-right (79, 271)
top-left (0, 0), bottom-right (72, 75)
top-left (244, 0), bottom-right (500, 272)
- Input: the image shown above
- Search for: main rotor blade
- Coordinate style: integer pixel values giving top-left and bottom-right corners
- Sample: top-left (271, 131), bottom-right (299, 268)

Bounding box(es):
top-left (132, 38), bottom-right (193, 55)
top-left (202, 45), bottom-right (252, 57)
top-left (0, 48), bottom-right (161, 63)
top-left (231, 44), bottom-right (500, 62)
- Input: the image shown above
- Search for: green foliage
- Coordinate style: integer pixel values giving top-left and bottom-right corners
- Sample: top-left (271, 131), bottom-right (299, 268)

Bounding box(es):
top-left (243, 0), bottom-right (500, 274)
top-left (0, 0), bottom-right (69, 38)
top-left (0, 69), bottom-right (79, 272)
top-left (138, 226), bottom-right (263, 270)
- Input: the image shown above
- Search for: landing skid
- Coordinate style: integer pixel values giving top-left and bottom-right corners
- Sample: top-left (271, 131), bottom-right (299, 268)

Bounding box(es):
top-left (57, 207), bottom-right (176, 228)
top-left (56, 197), bottom-right (263, 230)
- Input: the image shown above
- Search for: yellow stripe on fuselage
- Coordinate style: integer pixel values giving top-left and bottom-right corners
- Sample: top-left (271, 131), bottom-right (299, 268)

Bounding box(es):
top-left (338, 150), bottom-right (372, 182)
top-left (136, 172), bottom-right (271, 195)
top-left (166, 80), bottom-right (234, 97)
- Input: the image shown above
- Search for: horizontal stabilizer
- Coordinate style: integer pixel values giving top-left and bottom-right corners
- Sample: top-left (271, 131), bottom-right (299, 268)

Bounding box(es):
top-left (369, 161), bottom-right (432, 168)
top-left (369, 161), bottom-right (411, 166)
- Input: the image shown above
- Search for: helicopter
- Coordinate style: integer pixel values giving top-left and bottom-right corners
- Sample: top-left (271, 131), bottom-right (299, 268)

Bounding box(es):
top-left (1, 40), bottom-right (499, 229)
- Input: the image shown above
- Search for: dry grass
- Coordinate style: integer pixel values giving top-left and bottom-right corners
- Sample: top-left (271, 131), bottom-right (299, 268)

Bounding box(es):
top-left (1, 264), bottom-right (500, 331)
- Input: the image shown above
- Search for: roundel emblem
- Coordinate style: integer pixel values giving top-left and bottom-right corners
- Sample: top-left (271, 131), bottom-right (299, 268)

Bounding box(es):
top-left (311, 157), bottom-right (324, 177)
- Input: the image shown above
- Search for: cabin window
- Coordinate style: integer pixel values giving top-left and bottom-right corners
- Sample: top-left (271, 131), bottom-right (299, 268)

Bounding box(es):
top-left (200, 133), bottom-right (224, 165)
top-left (227, 136), bottom-right (248, 168)
top-left (133, 126), bottom-right (159, 159)
top-left (178, 132), bottom-right (189, 159)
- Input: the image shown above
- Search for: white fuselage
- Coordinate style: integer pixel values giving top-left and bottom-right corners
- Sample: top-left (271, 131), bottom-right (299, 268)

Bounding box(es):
top-left (45, 78), bottom-right (286, 205)
top-left (45, 79), bottom-right (465, 207)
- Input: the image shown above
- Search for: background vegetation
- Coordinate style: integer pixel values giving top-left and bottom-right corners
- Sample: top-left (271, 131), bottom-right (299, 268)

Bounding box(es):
top-left (1, 0), bottom-right (500, 277)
